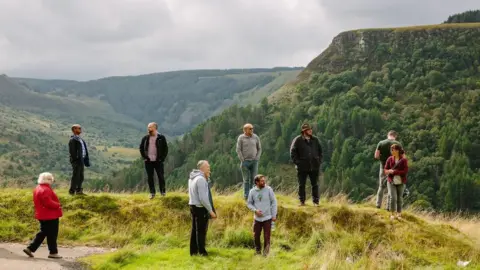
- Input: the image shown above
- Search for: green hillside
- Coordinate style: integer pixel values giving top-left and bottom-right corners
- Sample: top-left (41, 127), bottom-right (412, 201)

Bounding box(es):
top-left (14, 68), bottom-right (302, 136)
top-left (1, 189), bottom-right (479, 269)
top-left (115, 23), bottom-right (480, 212)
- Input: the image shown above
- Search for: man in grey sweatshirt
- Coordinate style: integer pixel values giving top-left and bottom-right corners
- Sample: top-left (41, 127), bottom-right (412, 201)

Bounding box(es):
top-left (236, 123), bottom-right (262, 200)
top-left (247, 174), bottom-right (277, 256)
top-left (188, 160), bottom-right (217, 256)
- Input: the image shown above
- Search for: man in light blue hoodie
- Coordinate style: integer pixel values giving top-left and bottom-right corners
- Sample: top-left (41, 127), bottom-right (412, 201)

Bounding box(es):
top-left (247, 174), bottom-right (277, 256)
top-left (188, 160), bottom-right (217, 256)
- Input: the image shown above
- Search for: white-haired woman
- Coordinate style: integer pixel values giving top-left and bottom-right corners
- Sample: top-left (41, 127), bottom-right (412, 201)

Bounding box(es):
top-left (23, 172), bottom-right (63, 259)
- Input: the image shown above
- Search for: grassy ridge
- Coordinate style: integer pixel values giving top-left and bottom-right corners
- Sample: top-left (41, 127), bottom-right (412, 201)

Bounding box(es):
top-left (0, 189), bottom-right (478, 269)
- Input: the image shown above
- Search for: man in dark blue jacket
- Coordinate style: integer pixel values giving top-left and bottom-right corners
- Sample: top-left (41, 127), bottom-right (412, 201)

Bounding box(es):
top-left (68, 124), bottom-right (90, 195)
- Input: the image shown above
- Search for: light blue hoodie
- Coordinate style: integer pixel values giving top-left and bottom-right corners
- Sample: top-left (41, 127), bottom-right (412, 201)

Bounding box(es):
top-left (188, 170), bottom-right (213, 213)
top-left (247, 185), bottom-right (277, 222)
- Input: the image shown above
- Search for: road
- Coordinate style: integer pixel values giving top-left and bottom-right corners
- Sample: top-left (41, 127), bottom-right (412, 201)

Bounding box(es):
top-left (0, 243), bottom-right (109, 270)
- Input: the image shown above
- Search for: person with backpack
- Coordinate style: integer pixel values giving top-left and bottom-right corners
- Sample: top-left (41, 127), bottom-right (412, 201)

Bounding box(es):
top-left (384, 144), bottom-right (409, 220)
top-left (247, 174), bottom-right (277, 256)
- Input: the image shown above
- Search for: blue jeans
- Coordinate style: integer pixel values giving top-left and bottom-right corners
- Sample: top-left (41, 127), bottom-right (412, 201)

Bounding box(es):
top-left (241, 160), bottom-right (258, 199)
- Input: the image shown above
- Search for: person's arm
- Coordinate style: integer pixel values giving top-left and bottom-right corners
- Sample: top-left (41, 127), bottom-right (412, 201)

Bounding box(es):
top-left (236, 135), bottom-right (244, 162)
top-left (290, 137), bottom-right (299, 164)
top-left (247, 190), bottom-right (256, 212)
top-left (316, 138), bottom-right (323, 163)
top-left (384, 157), bottom-right (392, 175)
top-left (255, 135), bottom-right (262, 160)
top-left (374, 142), bottom-right (381, 160)
top-left (197, 177), bottom-right (213, 213)
top-left (393, 159), bottom-right (409, 175)
top-left (69, 139), bottom-right (78, 163)
top-left (41, 190), bottom-right (61, 209)
top-left (139, 137), bottom-right (147, 160)
top-left (159, 135), bottom-right (168, 162)
top-left (270, 188), bottom-right (277, 221)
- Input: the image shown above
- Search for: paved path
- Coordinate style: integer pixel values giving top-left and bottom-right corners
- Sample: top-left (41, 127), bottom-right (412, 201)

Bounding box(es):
top-left (0, 243), bottom-right (110, 270)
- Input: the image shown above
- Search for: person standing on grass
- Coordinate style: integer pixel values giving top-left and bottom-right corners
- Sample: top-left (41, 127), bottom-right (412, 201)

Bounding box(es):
top-left (236, 123), bottom-right (262, 200)
top-left (23, 172), bottom-right (63, 259)
top-left (247, 174), bottom-right (277, 256)
top-left (188, 160), bottom-right (217, 256)
top-left (374, 130), bottom-right (402, 209)
top-left (139, 122), bottom-right (168, 199)
top-left (384, 144), bottom-right (409, 220)
top-left (69, 124), bottom-right (90, 196)
top-left (290, 123), bottom-right (323, 206)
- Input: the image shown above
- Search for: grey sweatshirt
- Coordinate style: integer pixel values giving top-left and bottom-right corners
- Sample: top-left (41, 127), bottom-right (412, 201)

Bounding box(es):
top-left (188, 170), bottom-right (213, 213)
top-left (236, 133), bottom-right (262, 161)
top-left (247, 186), bottom-right (277, 222)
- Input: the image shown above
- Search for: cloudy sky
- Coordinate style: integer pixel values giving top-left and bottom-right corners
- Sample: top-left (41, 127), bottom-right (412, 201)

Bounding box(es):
top-left (0, 0), bottom-right (478, 80)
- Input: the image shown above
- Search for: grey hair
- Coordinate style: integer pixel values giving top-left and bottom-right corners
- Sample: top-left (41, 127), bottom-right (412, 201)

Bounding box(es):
top-left (38, 172), bottom-right (54, 185)
top-left (148, 122), bottom-right (158, 129)
top-left (197, 160), bottom-right (209, 169)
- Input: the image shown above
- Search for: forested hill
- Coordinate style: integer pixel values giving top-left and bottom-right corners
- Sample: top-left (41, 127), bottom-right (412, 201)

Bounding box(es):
top-left (112, 23), bottom-right (480, 212)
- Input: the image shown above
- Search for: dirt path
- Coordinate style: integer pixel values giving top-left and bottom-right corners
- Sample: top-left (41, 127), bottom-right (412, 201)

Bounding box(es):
top-left (0, 243), bottom-right (110, 270)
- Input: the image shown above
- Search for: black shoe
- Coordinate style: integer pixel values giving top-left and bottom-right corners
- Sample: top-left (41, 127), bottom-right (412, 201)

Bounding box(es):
top-left (48, 253), bottom-right (62, 259)
top-left (161, 193), bottom-right (166, 197)
top-left (149, 194), bottom-right (155, 200)
top-left (23, 248), bottom-right (34, 258)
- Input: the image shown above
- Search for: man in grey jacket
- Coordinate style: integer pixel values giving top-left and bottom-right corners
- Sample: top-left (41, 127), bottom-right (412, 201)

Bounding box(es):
top-left (236, 123), bottom-right (262, 200)
top-left (188, 160), bottom-right (217, 256)
top-left (247, 174), bottom-right (277, 256)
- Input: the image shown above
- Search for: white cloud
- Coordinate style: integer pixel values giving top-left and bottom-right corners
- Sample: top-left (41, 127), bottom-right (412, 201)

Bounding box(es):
top-left (0, 0), bottom-right (478, 80)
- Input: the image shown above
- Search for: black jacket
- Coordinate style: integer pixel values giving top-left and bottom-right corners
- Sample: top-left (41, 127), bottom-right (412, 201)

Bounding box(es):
top-left (69, 136), bottom-right (90, 167)
top-left (139, 134), bottom-right (168, 162)
top-left (290, 135), bottom-right (323, 172)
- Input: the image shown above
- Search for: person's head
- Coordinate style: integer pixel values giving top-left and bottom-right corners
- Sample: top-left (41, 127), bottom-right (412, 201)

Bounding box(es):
top-left (243, 123), bottom-right (254, 136)
top-left (197, 160), bottom-right (211, 178)
top-left (387, 130), bottom-right (398, 140)
top-left (71, 124), bottom-right (82, 135)
top-left (38, 172), bottom-right (54, 185)
top-left (147, 122), bottom-right (158, 136)
top-left (254, 174), bottom-right (266, 188)
top-left (301, 123), bottom-right (313, 137)
top-left (390, 144), bottom-right (404, 157)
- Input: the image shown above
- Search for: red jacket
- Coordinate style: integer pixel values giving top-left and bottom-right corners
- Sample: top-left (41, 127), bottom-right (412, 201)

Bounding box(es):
top-left (33, 184), bottom-right (63, 220)
top-left (384, 156), bottom-right (408, 184)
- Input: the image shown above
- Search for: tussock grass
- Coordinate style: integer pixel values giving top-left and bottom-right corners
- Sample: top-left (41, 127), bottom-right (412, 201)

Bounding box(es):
top-left (1, 189), bottom-right (479, 269)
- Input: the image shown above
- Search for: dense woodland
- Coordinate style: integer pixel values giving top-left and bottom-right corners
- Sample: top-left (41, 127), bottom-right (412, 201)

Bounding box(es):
top-left (444, 10), bottom-right (480, 24)
top-left (111, 24), bottom-right (480, 212)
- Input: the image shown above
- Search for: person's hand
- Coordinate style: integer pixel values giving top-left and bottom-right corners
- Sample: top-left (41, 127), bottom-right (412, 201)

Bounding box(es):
top-left (272, 217), bottom-right (277, 222)
top-left (255, 210), bottom-right (263, 216)
top-left (387, 169), bottom-right (394, 174)
top-left (210, 211), bottom-right (217, 219)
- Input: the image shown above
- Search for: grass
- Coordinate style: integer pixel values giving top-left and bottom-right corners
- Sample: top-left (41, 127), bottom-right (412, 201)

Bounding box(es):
top-left (0, 189), bottom-right (479, 269)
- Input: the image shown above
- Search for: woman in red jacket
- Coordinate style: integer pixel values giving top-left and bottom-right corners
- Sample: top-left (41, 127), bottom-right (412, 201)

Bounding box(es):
top-left (384, 144), bottom-right (408, 220)
top-left (23, 172), bottom-right (63, 259)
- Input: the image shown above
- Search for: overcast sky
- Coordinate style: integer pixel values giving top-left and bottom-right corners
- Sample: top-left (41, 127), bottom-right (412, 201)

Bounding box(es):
top-left (0, 0), bottom-right (478, 80)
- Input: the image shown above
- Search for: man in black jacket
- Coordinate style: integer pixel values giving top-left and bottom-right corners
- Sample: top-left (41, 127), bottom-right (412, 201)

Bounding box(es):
top-left (139, 122), bottom-right (168, 199)
top-left (68, 124), bottom-right (90, 195)
top-left (290, 123), bottom-right (323, 206)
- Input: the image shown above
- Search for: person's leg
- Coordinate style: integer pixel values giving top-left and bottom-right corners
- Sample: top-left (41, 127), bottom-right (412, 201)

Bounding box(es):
top-left (189, 206), bottom-right (198, 256)
top-left (309, 170), bottom-right (320, 204)
top-left (69, 163), bottom-right (80, 195)
top-left (263, 219), bottom-right (272, 256)
top-left (253, 220), bottom-right (262, 254)
top-left (144, 162), bottom-right (155, 196)
top-left (250, 160), bottom-right (259, 191)
top-left (387, 181), bottom-right (397, 218)
top-left (26, 221), bottom-right (47, 254)
top-left (154, 162), bottom-right (166, 195)
top-left (76, 163), bottom-right (85, 194)
top-left (46, 219), bottom-right (59, 255)
top-left (297, 171), bottom-right (308, 205)
top-left (396, 184), bottom-right (406, 214)
top-left (376, 164), bottom-right (387, 208)
top-left (196, 208), bottom-right (209, 256)
top-left (241, 160), bottom-right (251, 200)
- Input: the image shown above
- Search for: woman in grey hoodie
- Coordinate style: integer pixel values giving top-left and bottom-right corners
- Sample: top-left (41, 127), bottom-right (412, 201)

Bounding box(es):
top-left (247, 174), bottom-right (277, 256)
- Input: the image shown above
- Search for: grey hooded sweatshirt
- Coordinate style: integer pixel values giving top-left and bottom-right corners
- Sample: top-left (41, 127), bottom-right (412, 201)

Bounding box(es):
top-left (188, 170), bottom-right (213, 213)
top-left (247, 185), bottom-right (277, 222)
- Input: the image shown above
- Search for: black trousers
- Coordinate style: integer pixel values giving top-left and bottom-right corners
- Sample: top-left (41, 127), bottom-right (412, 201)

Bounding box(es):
top-left (27, 219), bottom-right (59, 254)
top-left (145, 161), bottom-right (165, 195)
top-left (298, 170), bottom-right (320, 204)
top-left (190, 206), bottom-right (209, 256)
top-left (70, 162), bottom-right (84, 194)
top-left (254, 219), bottom-right (272, 255)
